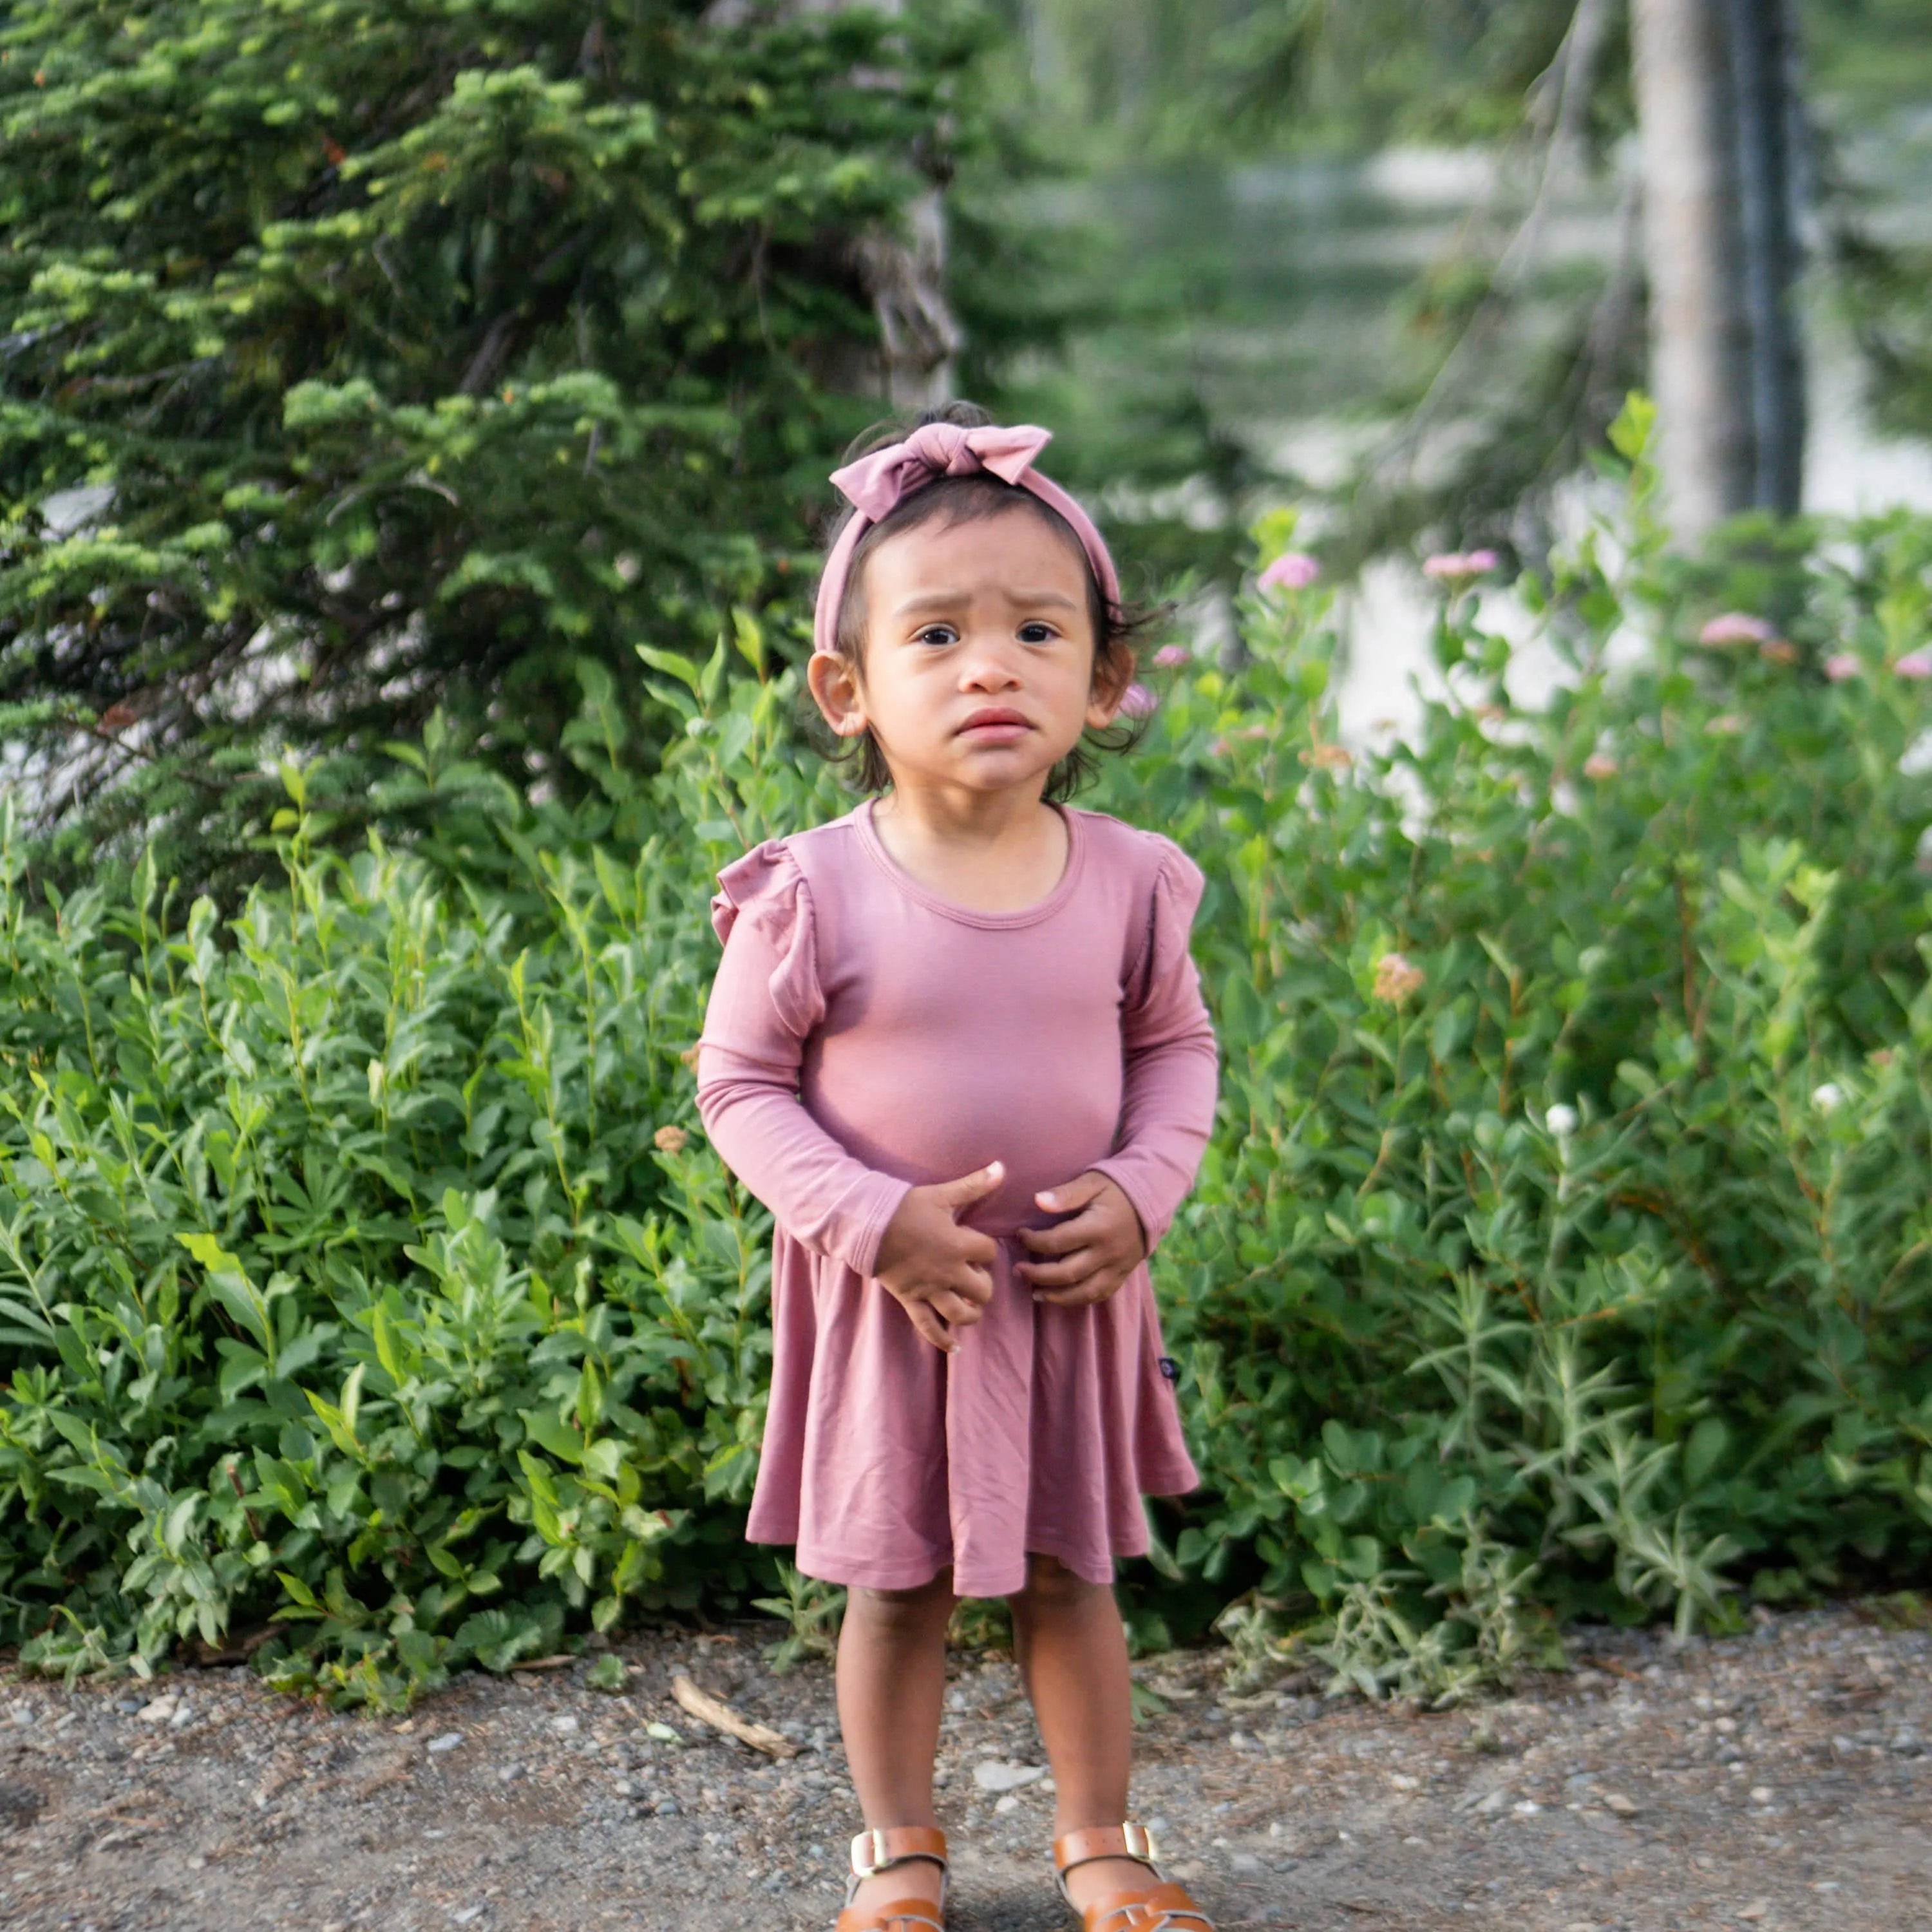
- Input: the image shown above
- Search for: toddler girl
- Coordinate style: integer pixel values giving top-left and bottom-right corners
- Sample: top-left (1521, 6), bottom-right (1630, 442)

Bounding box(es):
top-left (696, 407), bottom-right (1219, 1932)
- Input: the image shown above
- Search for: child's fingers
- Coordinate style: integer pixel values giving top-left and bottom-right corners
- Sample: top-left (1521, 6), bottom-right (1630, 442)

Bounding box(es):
top-left (1017, 1216), bottom-right (1092, 1256)
top-left (952, 1262), bottom-right (995, 1304)
top-left (1031, 1273), bottom-right (1119, 1308)
top-left (1018, 1247), bottom-right (1099, 1289)
top-left (1033, 1171), bottom-right (1110, 1216)
top-left (933, 1287), bottom-right (987, 1329)
top-left (956, 1226), bottom-right (999, 1268)
top-left (905, 1302), bottom-right (957, 1352)
top-left (933, 1161), bottom-right (1005, 1213)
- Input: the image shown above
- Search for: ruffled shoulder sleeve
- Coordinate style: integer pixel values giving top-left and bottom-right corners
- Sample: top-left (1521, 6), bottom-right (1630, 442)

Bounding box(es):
top-left (709, 840), bottom-right (824, 1039)
top-left (1126, 837), bottom-right (1207, 1016)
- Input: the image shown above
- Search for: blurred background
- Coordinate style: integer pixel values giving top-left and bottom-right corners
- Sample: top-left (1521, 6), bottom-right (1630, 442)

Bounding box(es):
top-left (5, 0), bottom-right (1932, 862)
top-left (960, 1), bottom-right (1932, 723)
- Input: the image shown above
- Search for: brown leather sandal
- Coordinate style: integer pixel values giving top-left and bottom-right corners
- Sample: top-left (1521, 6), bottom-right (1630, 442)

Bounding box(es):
top-left (832, 1824), bottom-right (949, 1932)
top-left (1053, 1821), bottom-right (1215, 1932)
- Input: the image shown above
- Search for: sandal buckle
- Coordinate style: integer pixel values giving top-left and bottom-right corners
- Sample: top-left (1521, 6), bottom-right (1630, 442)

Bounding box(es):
top-left (1122, 1819), bottom-right (1156, 1862)
top-left (851, 1828), bottom-right (890, 1879)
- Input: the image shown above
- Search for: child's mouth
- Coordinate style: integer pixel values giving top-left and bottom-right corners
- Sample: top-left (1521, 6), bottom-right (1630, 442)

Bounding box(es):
top-left (957, 708), bottom-right (1032, 743)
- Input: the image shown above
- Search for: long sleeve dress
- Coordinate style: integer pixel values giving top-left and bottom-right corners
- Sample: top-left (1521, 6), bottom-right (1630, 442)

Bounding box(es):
top-left (695, 799), bottom-right (1218, 1600)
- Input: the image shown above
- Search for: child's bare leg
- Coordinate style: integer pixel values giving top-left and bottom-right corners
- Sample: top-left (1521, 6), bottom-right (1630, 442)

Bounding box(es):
top-left (1009, 1553), bottom-right (1148, 1912)
top-left (837, 1568), bottom-right (955, 1915)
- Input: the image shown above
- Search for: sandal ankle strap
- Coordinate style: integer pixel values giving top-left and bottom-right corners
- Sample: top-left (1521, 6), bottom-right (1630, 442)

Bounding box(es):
top-left (850, 1824), bottom-right (949, 1880)
top-left (1054, 1819), bottom-right (1159, 1876)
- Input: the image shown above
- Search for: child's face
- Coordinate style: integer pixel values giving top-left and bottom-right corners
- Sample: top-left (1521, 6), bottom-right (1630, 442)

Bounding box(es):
top-left (808, 508), bottom-right (1124, 800)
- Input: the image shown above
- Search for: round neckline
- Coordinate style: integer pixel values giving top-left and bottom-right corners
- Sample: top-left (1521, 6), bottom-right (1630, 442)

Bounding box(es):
top-left (856, 797), bottom-right (1086, 929)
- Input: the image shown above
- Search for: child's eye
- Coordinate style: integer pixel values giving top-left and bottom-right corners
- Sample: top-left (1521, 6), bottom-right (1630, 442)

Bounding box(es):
top-left (913, 625), bottom-right (959, 648)
top-left (1018, 621), bottom-right (1059, 644)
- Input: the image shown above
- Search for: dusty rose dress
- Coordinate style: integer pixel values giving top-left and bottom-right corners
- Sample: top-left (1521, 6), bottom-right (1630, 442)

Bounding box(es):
top-left (695, 800), bottom-right (1218, 1599)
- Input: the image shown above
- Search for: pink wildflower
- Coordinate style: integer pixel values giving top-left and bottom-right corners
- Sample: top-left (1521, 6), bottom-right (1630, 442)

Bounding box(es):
top-left (1583, 752), bottom-right (1618, 779)
top-left (1759, 639), bottom-right (1797, 665)
top-left (1258, 552), bottom-right (1321, 591)
top-left (1119, 682), bottom-right (1158, 717)
top-left (1153, 644), bottom-right (1191, 668)
top-left (653, 1124), bottom-right (688, 1154)
top-left (1894, 649), bottom-right (1932, 680)
top-left (1421, 549), bottom-right (1500, 581)
top-left (1698, 612), bottom-right (1774, 647)
top-left (1824, 654), bottom-right (1862, 682)
top-left (1372, 952), bottom-right (1425, 1005)
top-left (1300, 743), bottom-right (1353, 772)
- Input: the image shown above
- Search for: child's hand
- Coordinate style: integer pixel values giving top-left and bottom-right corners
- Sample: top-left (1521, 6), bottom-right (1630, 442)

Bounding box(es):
top-left (1017, 1173), bottom-right (1147, 1307)
top-left (873, 1162), bottom-right (1005, 1352)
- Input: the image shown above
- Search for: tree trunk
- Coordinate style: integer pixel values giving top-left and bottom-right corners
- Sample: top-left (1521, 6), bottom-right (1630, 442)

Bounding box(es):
top-left (1631, 0), bottom-right (1808, 538)
top-left (1725, 0), bottom-right (1806, 513)
top-left (1632, 0), bottom-right (1756, 537)
top-left (706, 0), bottom-right (961, 410)
top-left (855, 182), bottom-right (963, 413)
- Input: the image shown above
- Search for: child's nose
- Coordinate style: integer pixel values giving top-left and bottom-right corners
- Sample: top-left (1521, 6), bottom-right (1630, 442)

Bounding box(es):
top-left (958, 637), bottom-right (1024, 688)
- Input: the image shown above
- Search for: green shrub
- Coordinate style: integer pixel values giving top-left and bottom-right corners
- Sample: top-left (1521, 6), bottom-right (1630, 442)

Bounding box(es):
top-left (0, 643), bottom-right (827, 1707)
top-left (4, 412), bottom-right (1932, 1703)
top-left (1126, 414), bottom-right (1932, 1693)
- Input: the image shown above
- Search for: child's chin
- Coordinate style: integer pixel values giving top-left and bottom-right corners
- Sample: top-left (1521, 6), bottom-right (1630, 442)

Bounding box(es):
top-left (952, 734), bottom-right (1078, 772)
top-left (886, 737), bottom-right (1074, 791)
top-left (951, 752), bottom-right (1063, 789)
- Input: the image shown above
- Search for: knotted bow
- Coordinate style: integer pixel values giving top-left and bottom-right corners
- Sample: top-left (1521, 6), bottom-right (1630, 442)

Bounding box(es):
top-left (813, 422), bottom-right (1119, 657)
top-left (829, 422), bottom-right (1054, 523)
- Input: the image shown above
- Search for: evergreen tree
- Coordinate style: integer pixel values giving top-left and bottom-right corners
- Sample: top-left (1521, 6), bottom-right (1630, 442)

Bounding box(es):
top-left (0, 1), bottom-right (983, 879)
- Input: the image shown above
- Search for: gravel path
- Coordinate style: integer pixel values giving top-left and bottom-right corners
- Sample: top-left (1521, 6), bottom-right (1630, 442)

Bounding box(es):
top-left (2, 1602), bottom-right (1927, 1931)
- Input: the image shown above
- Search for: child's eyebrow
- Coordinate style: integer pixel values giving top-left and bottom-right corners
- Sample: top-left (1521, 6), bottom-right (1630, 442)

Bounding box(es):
top-left (889, 587), bottom-right (1084, 616)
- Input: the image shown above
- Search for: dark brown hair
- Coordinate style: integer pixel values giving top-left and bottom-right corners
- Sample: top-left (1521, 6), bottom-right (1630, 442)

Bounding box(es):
top-left (813, 402), bottom-right (1163, 800)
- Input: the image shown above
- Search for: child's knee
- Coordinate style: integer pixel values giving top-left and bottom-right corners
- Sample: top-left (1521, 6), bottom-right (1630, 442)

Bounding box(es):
top-left (849, 1569), bottom-right (955, 1627)
top-left (1015, 1551), bottom-right (1102, 1608)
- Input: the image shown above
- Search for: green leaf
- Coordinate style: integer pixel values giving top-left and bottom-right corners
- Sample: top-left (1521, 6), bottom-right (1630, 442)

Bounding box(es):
top-left (636, 645), bottom-right (701, 692)
top-left (522, 1410), bottom-right (586, 1465)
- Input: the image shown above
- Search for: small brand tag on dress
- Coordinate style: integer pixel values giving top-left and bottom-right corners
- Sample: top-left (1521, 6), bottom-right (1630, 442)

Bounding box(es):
top-left (1157, 1356), bottom-right (1180, 1384)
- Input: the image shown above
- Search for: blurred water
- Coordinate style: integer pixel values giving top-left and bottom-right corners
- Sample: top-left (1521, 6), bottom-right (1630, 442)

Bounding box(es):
top-left (1034, 126), bottom-right (1932, 734)
top-left (1045, 148), bottom-right (1631, 484)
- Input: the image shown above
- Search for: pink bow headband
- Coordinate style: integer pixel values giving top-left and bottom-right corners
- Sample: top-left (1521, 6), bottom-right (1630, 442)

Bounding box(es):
top-left (811, 422), bottom-right (1120, 658)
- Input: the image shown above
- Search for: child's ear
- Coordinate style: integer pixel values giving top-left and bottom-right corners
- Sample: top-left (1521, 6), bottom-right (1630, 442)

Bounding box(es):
top-left (807, 651), bottom-right (870, 737)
